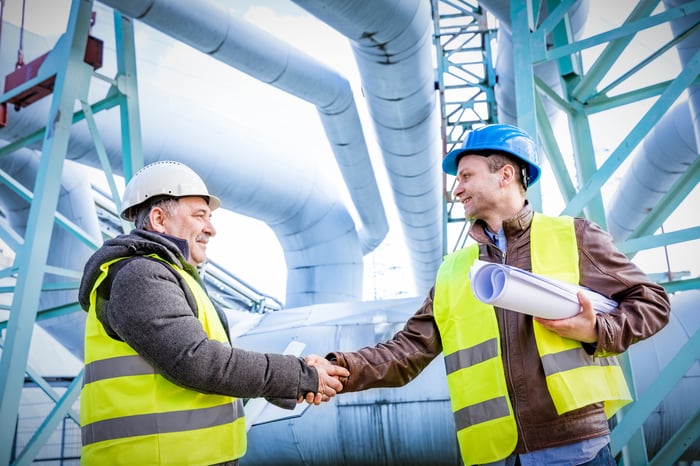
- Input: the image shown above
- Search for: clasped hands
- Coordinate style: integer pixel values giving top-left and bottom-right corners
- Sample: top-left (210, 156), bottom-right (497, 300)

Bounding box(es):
top-left (298, 354), bottom-right (347, 406)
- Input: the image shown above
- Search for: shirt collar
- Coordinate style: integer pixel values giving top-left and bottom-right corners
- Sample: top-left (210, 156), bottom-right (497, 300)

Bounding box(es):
top-left (155, 232), bottom-right (190, 262)
top-left (468, 201), bottom-right (533, 245)
top-left (484, 226), bottom-right (506, 251)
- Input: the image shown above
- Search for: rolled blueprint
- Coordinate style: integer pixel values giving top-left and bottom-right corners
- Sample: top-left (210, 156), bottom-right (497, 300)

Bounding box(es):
top-left (469, 260), bottom-right (617, 319)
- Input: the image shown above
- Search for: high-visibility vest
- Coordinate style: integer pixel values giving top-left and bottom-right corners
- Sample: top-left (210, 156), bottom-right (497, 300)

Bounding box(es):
top-left (433, 213), bottom-right (632, 465)
top-left (81, 255), bottom-right (246, 465)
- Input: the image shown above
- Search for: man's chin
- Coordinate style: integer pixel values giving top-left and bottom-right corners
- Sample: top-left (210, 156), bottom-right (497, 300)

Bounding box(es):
top-left (190, 252), bottom-right (207, 267)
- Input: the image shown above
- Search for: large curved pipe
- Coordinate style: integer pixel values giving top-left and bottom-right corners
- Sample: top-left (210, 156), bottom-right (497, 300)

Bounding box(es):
top-left (0, 20), bottom-right (363, 307)
top-left (95, 0), bottom-right (388, 255)
top-left (290, 0), bottom-right (444, 295)
top-left (607, 0), bottom-right (700, 241)
top-left (484, 0), bottom-right (589, 126)
top-left (606, 102), bottom-right (696, 240)
top-left (0, 150), bottom-right (101, 359)
top-left (665, 0), bottom-right (700, 142)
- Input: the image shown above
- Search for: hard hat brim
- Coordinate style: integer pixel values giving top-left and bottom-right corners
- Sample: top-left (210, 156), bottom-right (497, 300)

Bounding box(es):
top-left (119, 161), bottom-right (222, 221)
top-left (442, 148), bottom-right (541, 187)
top-left (208, 194), bottom-right (221, 212)
top-left (442, 148), bottom-right (469, 176)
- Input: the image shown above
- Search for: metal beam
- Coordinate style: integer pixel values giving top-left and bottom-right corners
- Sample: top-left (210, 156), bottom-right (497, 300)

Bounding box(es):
top-left (0, 94), bottom-right (121, 159)
top-left (630, 159), bottom-right (700, 240)
top-left (661, 276), bottom-right (700, 294)
top-left (649, 405), bottom-right (700, 466)
top-left (12, 372), bottom-right (83, 466)
top-left (611, 328), bottom-right (700, 455)
top-left (562, 48), bottom-right (700, 217)
top-left (114, 12), bottom-right (143, 186)
top-left (0, 0), bottom-right (95, 462)
top-left (433, 0), bottom-right (496, 250)
top-left (570, 0), bottom-right (660, 101)
top-left (510, 0), bottom-right (543, 211)
top-left (615, 226), bottom-right (700, 255)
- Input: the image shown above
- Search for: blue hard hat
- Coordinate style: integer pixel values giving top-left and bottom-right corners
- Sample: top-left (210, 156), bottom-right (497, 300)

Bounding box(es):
top-left (442, 124), bottom-right (541, 188)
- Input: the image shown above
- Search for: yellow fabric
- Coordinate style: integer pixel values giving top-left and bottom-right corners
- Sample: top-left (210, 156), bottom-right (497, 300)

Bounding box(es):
top-left (434, 245), bottom-right (517, 465)
top-left (433, 213), bottom-right (632, 465)
top-left (530, 214), bottom-right (632, 418)
top-left (85, 422), bottom-right (244, 466)
top-left (81, 255), bottom-right (246, 465)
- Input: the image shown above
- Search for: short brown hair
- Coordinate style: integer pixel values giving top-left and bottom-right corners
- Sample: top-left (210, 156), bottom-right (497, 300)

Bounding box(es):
top-left (482, 152), bottom-right (526, 191)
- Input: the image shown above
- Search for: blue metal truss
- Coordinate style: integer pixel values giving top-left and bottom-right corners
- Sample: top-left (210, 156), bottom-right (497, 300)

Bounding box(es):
top-left (0, 0), bottom-right (697, 464)
top-left (0, 4), bottom-right (284, 462)
top-left (432, 0), bottom-right (498, 255)
top-left (434, 0), bottom-right (700, 464)
top-left (0, 1), bottom-right (141, 463)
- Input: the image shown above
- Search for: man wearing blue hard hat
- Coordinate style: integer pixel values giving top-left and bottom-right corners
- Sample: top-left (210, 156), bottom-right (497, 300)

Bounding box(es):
top-left (442, 123), bottom-right (541, 189)
top-left (307, 124), bottom-right (670, 465)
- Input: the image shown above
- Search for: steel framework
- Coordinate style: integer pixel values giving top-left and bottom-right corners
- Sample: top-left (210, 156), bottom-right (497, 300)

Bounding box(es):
top-left (0, 1), bottom-right (141, 463)
top-left (0, 0), bottom-right (697, 464)
top-left (433, 0), bottom-right (700, 464)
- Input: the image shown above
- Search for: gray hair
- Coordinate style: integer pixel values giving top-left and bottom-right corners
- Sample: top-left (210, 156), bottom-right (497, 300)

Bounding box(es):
top-left (133, 197), bottom-right (180, 230)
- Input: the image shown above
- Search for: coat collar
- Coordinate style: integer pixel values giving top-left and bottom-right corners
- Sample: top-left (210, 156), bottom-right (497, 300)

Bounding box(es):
top-left (469, 201), bottom-right (534, 244)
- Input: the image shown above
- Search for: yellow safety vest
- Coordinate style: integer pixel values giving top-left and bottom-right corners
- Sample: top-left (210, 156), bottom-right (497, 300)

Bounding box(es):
top-left (433, 213), bottom-right (631, 465)
top-left (81, 255), bottom-right (246, 465)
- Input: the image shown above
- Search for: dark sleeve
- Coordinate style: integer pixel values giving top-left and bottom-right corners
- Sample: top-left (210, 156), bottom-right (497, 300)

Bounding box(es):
top-left (576, 219), bottom-right (671, 355)
top-left (105, 258), bottom-right (318, 404)
top-left (328, 289), bottom-right (442, 392)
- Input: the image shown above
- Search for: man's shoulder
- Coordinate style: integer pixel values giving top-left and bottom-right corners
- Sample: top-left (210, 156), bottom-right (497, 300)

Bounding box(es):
top-left (112, 255), bottom-right (181, 284)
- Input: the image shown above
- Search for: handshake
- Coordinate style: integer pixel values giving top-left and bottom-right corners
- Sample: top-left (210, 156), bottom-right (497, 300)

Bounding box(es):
top-left (299, 354), bottom-right (349, 405)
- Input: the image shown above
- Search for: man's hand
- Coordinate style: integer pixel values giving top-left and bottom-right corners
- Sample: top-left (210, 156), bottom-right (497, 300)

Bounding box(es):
top-left (298, 355), bottom-right (349, 405)
top-left (534, 291), bottom-right (598, 343)
top-left (306, 354), bottom-right (331, 368)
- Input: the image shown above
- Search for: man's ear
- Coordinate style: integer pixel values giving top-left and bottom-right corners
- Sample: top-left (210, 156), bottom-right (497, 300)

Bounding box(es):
top-left (500, 163), bottom-right (516, 186)
top-left (149, 207), bottom-right (167, 233)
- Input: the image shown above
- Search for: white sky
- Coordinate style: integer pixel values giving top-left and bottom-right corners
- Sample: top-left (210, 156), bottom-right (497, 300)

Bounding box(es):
top-left (4, 0), bottom-right (698, 304)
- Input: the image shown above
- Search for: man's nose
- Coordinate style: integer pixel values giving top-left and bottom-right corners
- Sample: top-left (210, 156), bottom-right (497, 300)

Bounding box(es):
top-left (205, 219), bottom-right (216, 237)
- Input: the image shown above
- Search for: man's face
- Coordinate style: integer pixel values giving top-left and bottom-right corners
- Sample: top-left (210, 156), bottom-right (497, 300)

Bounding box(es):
top-left (452, 155), bottom-right (503, 220)
top-left (161, 197), bottom-right (216, 266)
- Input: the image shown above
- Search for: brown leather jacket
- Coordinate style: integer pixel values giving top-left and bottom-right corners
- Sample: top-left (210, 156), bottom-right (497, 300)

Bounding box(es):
top-left (329, 205), bottom-right (670, 454)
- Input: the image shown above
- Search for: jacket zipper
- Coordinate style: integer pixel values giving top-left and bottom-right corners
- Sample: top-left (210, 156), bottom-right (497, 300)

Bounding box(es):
top-left (498, 244), bottom-right (527, 451)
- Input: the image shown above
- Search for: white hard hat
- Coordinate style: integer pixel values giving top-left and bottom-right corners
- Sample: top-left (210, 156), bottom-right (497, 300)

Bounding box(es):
top-left (120, 161), bottom-right (221, 221)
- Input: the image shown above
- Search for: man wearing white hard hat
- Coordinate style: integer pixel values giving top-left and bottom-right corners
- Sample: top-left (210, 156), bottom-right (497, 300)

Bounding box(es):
top-left (78, 161), bottom-right (348, 465)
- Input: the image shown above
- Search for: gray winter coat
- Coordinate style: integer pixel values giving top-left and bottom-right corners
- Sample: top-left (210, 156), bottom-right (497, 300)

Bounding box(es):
top-left (78, 229), bottom-right (318, 408)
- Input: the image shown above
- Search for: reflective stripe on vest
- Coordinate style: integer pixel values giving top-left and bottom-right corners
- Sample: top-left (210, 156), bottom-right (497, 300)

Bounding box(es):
top-left (434, 213), bottom-right (631, 465)
top-left (81, 255), bottom-right (246, 466)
